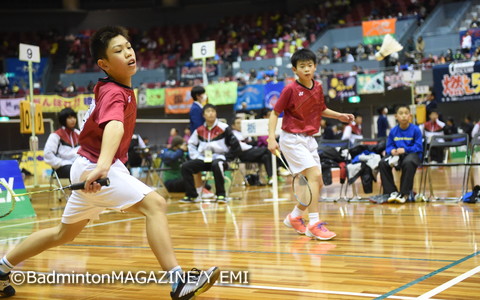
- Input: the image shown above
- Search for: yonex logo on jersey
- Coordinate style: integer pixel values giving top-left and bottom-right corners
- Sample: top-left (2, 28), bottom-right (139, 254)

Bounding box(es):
top-left (298, 92), bottom-right (304, 96)
top-left (128, 96), bottom-right (131, 103)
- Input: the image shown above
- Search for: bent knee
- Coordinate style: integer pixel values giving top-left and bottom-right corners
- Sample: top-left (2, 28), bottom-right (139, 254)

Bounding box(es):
top-left (144, 192), bottom-right (168, 213)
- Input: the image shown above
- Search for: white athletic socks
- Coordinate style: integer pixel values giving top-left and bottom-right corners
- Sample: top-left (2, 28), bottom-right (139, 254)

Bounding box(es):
top-left (0, 256), bottom-right (13, 274)
top-left (291, 206), bottom-right (304, 218)
top-left (196, 187), bottom-right (203, 195)
top-left (169, 265), bottom-right (183, 292)
top-left (308, 213), bottom-right (320, 225)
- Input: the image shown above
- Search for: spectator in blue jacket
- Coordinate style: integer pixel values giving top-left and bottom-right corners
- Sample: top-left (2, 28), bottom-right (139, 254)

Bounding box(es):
top-left (378, 105), bottom-right (423, 203)
top-left (189, 85), bottom-right (207, 133)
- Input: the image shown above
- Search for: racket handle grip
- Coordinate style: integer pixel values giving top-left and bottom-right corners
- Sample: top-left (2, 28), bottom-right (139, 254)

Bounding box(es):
top-left (69, 178), bottom-right (110, 190)
top-left (274, 149), bottom-right (281, 157)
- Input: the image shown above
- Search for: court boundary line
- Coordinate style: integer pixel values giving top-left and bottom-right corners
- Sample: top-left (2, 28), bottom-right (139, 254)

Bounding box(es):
top-left (415, 265), bottom-right (480, 299)
top-left (217, 283), bottom-right (445, 300)
top-left (0, 186), bottom-right (273, 229)
top-left (0, 202), bottom-right (273, 243)
top-left (374, 251), bottom-right (480, 300)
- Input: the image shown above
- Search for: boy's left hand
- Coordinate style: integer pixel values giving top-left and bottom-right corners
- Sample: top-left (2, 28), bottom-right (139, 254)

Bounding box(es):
top-left (338, 113), bottom-right (354, 123)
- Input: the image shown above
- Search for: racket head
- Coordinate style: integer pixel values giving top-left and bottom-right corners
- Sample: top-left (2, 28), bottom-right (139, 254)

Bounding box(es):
top-left (291, 173), bottom-right (312, 207)
top-left (0, 180), bottom-right (17, 218)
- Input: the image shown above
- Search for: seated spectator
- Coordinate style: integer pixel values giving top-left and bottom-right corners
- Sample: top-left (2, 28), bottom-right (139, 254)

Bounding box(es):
top-left (443, 117), bottom-right (458, 135)
top-left (231, 117), bottom-right (273, 184)
top-left (342, 113), bottom-right (363, 144)
top-left (43, 108), bottom-right (80, 180)
top-left (54, 81), bottom-right (64, 94)
top-left (460, 116), bottom-right (474, 137)
top-left (472, 119), bottom-right (480, 139)
top-left (167, 128), bottom-right (178, 147)
top-left (180, 104), bottom-right (241, 203)
top-left (0, 72), bottom-right (9, 95)
top-left (183, 128), bottom-right (191, 143)
top-left (256, 109), bottom-right (272, 147)
top-left (453, 49), bottom-right (466, 61)
top-left (378, 105), bottom-right (423, 203)
top-left (127, 133), bottom-right (146, 168)
top-left (471, 17), bottom-right (480, 28)
top-left (420, 111), bottom-right (445, 163)
top-left (321, 119), bottom-right (335, 140)
top-left (160, 135), bottom-right (214, 197)
top-left (416, 36), bottom-right (425, 56)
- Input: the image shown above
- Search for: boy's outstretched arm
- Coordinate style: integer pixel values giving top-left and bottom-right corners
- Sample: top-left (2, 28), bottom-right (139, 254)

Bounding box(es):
top-left (84, 120), bottom-right (124, 192)
top-left (267, 111), bottom-right (280, 154)
top-left (322, 108), bottom-right (354, 123)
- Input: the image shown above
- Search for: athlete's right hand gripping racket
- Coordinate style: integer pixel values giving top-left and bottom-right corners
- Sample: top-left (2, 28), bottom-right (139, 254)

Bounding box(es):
top-left (275, 150), bottom-right (312, 207)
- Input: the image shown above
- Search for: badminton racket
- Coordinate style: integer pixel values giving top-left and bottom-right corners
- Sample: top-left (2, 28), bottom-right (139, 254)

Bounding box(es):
top-left (0, 178), bottom-right (110, 218)
top-left (275, 150), bottom-right (312, 206)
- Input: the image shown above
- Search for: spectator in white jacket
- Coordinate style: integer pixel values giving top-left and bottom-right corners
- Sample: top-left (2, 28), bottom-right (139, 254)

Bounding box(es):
top-left (44, 108), bottom-right (80, 179)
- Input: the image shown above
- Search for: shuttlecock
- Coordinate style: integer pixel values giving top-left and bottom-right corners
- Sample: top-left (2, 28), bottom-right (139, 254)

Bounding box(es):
top-left (375, 34), bottom-right (403, 61)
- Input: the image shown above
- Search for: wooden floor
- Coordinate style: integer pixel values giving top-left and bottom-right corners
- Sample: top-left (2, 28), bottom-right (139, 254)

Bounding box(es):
top-left (1, 166), bottom-right (480, 300)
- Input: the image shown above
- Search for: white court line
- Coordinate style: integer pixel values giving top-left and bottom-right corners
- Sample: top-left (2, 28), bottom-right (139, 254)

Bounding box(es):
top-left (0, 217), bottom-right (63, 229)
top-left (0, 201), bottom-right (274, 243)
top-left (219, 283), bottom-right (445, 300)
top-left (415, 265), bottom-right (480, 299)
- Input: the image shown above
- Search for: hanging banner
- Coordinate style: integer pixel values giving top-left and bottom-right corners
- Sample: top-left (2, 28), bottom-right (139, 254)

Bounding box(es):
top-left (180, 64), bottom-right (218, 80)
top-left (145, 88), bottom-right (166, 107)
top-left (384, 71), bottom-right (409, 90)
top-left (30, 94), bottom-right (93, 113)
top-left (357, 72), bottom-right (385, 94)
top-left (205, 81), bottom-right (238, 105)
top-left (362, 18), bottom-right (396, 45)
top-left (0, 98), bottom-right (23, 116)
top-left (433, 61), bottom-right (480, 102)
top-left (235, 84), bottom-right (265, 111)
top-left (165, 87), bottom-right (193, 114)
top-left (327, 75), bottom-right (357, 100)
top-left (264, 81), bottom-right (285, 110)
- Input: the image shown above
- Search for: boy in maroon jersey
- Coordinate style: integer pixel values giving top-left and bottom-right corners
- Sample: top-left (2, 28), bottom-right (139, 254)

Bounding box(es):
top-left (0, 26), bottom-right (218, 300)
top-left (267, 48), bottom-right (354, 240)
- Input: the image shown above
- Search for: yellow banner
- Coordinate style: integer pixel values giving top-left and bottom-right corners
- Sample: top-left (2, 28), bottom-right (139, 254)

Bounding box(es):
top-left (28, 94), bottom-right (94, 112)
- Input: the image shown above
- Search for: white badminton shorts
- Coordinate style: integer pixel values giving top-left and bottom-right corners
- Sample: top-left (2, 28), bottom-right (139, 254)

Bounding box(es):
top-left (279, 131), bottom-right (321, 174)
top-left (62, 156), bottom-right (153, 224)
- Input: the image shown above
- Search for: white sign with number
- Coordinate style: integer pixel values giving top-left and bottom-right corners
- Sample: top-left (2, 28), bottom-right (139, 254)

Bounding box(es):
top-left (415, 85), bottom-right (430, 95)
top-left (241, 118), bottom-right (283, 137)
top-left (192, 40), bottom-right (216, 59)
top-left (19, 43), bottom-right (40, 63)
top-left (400, 70), bottom-right (422, 82)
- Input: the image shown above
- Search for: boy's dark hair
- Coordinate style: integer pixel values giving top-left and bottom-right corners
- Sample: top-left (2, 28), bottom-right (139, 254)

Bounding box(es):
top-left (90, 26), bottom-right (129, 62)
top-left (395, 105), bottom-right (410, 113)
top-left (58, 107), bottom-right (76, 127)
top-left (231, 117), bottom-right (242, 126)
top-left (191, 86), bottom-right (205, 102)
top-left (291, 48), bottom-right (317, 68)
top-left (202, 103), bottom-right (216, 113)
top-left (170, 136), bottom-right (184, 149)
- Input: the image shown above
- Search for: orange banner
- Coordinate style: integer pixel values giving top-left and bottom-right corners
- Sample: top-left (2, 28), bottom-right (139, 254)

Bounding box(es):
top-left (362, 18), bottom-right (396, 37)
top-left (165, 87), bottom-right (193, 114)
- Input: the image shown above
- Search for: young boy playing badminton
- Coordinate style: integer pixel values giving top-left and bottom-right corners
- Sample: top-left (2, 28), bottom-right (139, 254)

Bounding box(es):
top-left (0, 26), bottom-right (219, 299)
top-left (267, 48), bottom-right (354, 240)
